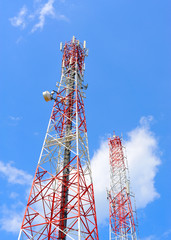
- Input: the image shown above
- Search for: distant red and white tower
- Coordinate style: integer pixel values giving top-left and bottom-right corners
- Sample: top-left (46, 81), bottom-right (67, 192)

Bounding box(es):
top-left (108, 135), bottom-right (138, 240)
top-left (18, 37), bottom-right (99, 240)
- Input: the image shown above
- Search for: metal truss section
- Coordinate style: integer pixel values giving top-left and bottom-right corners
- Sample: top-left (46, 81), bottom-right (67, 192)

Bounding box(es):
top-left (108, 136), bottom-right (138, 240)
top-left (18, 37), bottom-right (99, 240)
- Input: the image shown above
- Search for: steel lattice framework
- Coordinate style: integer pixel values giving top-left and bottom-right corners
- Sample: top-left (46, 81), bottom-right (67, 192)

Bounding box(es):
top-left (108, 136), bottom-right (138, 240)
top-left (18, 37), bottom-right (99, 240)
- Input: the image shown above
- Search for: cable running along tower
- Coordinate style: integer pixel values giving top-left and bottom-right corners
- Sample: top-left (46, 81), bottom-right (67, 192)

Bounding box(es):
top-left (108, 135), bottom-right (138, 240)
top-left (18, 37), bottom-right (99, 240)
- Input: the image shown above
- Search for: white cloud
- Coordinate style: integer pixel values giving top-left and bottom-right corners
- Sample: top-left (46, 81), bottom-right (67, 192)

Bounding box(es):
top-left (90, 116), bottom-right (161, 225)
top-left (8, 116), bottom-right (23, 126)
top-left (141, 228), bottom-right (171, 240)
top-left (0, 161), bottom-right (32, 185)
top-left (56, 13), bottom-right (69, 22)
top-left (9, 116), bottom-right (22, 121)
top-left (0, 162), bottom-right (32, 233)
top-left (9, 6), bottom-right (27, 29)
top-left (163, 228), bottom-right (171, 239)
top-left (142, 236), bottom-right (156, 240)
top-left (16, 36), bottom-right (23, 44)
top-left (31, 0), bottom-right (55, 33)
top-left (91, 140), bottom-right (109, 225)
top-left (10, 192), bottom-right (19, 199)
top-left (125, 116), bottom-right (161, 208)
top-left (0, 211), bottom-right (22, 233)
top-left (10, 0), bottom-right (69, 34)
top-left (34, 131), bottom-right (39, 136)
top-left (0, 204), bottom-right (24, 233)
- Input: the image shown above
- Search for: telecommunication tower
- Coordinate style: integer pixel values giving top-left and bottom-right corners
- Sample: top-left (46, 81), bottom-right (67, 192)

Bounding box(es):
top-left (18, 37), bottom-right (99, 240)
top-left (108, 135), bottom-right (138, 240)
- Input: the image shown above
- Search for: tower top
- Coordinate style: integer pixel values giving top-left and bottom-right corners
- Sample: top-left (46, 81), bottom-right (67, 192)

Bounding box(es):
top-left (60, 37), bottom-right (88, 73)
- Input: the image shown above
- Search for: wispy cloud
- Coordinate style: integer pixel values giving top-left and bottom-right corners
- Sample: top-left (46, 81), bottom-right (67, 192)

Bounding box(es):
top-left (142, 228), bottom-right (171, 240)
top-left (16, 36), bottom-right (23, 44)
top-left (34, 131), bottom-right (39, 136)
top-left (163, 228), bottom-right (171, 239)
top-left (10, 192), bottom-right (19, 199)
top-left (31, 0), bottom-right (55, 33)
top-left (0, 203), bottom-right (24, 234)
top-left (55, 13), bottom-right (69, 22)
top-left (91, 116), bottom-right (161, 225)
top-left (8, 116), bottom-right (23, 126)
top-left (9, 116), bottom-right (22, 121)
top-left (0, 161), bottom-right (32, 234)
top-left (142, 236), bottom-right (156, 240)
top-left (9, 6), bottom-right (27, 29)
top-left (0, 161), bottom-right (32, 185)
top-left (9, 0), bottom-right (69, 34)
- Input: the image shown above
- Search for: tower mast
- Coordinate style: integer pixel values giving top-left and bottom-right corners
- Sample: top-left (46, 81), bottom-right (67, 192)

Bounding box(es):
top-left (108, 135), bottom-right (138, 240)
top-left (18, 37), bottom-right (99, 240)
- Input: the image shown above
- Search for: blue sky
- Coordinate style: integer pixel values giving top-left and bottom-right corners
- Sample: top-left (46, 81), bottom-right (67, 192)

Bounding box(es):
top-left (0, 0), bottom-right (171, 239)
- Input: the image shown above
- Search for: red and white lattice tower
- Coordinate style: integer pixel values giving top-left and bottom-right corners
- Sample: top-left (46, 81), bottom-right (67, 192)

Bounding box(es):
top-left (108, 135), bottom-right (138, 240)
top-left (18, 37), bottom-right (99, 240)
